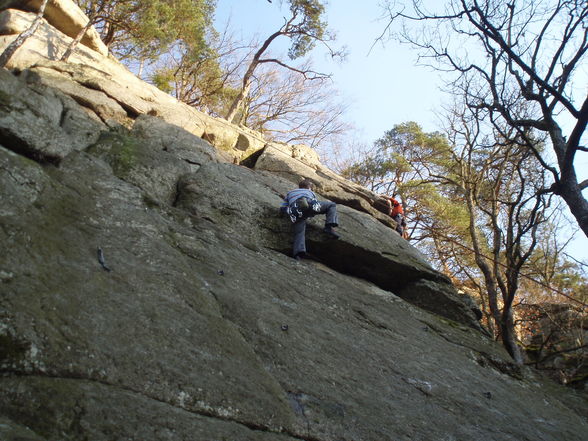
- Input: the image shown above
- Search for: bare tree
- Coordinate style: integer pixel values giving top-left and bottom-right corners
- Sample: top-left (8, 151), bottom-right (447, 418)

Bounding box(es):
top-left (150, 22), bottom-right (255, 116)
top-left (225, 0), bottom-right (343, 123)
top-left (382, 0), bottom-right (588, 238)
top-left (447, 100), bottom-right (556, 363)
top-left (243, 64), bottom-right (351, 147)
top-left (0, 0), bottom-right (49, 68)
top-left (341, 109), bottom-right (555, 363)
top-left (147, 14), bottom-right (350, 148)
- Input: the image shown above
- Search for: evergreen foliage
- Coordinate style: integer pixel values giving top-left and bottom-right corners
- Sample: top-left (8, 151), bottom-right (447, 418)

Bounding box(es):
top-left (342, 118), bottom-right (587, 365)
top-left (286, 0), bottom-right (327, 59)
top-left (75, 0), bottom-right (216, 62)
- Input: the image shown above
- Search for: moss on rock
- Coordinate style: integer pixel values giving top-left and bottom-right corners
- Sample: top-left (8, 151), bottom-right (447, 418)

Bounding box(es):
top-left (89, 131), bottom-right (140, 176)
top-left (0, 333), bottom-right (30, 367)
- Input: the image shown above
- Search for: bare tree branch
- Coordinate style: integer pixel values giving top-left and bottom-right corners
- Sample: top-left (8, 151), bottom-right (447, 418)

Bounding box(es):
top-left (381, 0), bottom-right (588, 238)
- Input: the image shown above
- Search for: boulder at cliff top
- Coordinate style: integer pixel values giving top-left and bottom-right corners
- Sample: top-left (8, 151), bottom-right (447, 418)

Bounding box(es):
top-left (0, 6), bottom-right (267, 162)
top-left (1, 65), bottom-right (587, 441)
top-left (0, 0), bottom-right (108, 55)
top-left (0, 61), bottom-right (104, 162)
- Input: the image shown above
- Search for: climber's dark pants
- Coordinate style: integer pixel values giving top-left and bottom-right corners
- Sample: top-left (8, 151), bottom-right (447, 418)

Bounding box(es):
top-left (393, 213), bottom-right (404, 236)
top-left (293, 201), bottom-right (338, 256)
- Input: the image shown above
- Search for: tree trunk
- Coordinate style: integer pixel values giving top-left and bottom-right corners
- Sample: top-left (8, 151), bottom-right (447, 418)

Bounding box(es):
top-left (0, 0), bottom-right (50, 68)
top-left (102, 21), bottom-right (115, 47)
top-left (61, 18), bottom-right (95, 62)
top-left (546, 100), bottom-right (588, 239)
top-left (465, 191), bottom-right (503, 334)
top-left (478, 289), bottom-right (495, 338)
top-left (557, 163), bottom-right (588, 239)
top-left (138, 58), bottom-right (145, 79)
top-left (225, 80), bottom-right (252, 124)
top-left (225, 29), bottom-right (284, 123)
top-left (500, 309), bottom-right (524, 364)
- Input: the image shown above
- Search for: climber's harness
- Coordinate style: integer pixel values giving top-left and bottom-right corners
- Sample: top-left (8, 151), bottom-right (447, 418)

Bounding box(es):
top-left (286, 197), bottom-right (321, 222)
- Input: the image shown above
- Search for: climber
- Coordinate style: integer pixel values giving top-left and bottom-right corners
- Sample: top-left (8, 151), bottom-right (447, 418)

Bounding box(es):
top-left (387, 196), bottom-right (406, 237)
top-left (281, 179), bottom-right (340, 260)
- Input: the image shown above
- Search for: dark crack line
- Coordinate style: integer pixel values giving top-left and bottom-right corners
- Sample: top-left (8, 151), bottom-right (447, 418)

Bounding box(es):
top-left (182, 158), bottom-right (202, 166)
top-left (417, 319), bottom-right (522, 379)
top-left (352, 308), bottom-right (392, 332)
top-left (59, 75), bottom-right (140, 119)
top-left (0, 371), bottom-right (318, 441)
top-left (418, 318), bottom-right (485, 354)
top-left (58, 106), bottom-right (68, 128)
top-left (0, 165), bottom-right (38, 189)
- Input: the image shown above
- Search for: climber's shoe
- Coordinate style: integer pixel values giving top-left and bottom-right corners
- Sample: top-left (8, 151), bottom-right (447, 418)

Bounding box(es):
top-left (323, 226), bottom-right (340, 239)
top-left (294, 252), bottom-right (306, 261)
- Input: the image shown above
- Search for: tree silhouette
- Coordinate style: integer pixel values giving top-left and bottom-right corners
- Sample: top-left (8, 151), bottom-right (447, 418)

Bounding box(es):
top-left (382, 0), bottom-right (588, 237)
top-left (224, 0), bottom-right (343, 124)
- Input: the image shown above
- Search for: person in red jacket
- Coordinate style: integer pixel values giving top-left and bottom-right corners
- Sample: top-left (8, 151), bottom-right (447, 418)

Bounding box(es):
top-left (387, 196), bottom-right (406, 237)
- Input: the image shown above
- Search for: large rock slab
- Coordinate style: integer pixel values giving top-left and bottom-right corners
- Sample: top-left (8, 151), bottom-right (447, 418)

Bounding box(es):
top-left (0, 8), bottom-right (268, 162)
top-left (0, 67), bottom-right (103, 162)
top-left (1, 138), bottom-right (587, 439)
top-left (0, 61), bottom-right (503, 331)
top-left (0, 0), bottom-right (108, 55)
top-left (174, 159), bottom-right (482, 330)
top-left (255, 142), bottom-right (396, 227)
top-left (0, 9), bottom-right (587, 439)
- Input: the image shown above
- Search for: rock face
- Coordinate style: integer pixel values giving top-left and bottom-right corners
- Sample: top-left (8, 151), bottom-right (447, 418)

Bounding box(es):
top-left (0, 3), bottom-right (587, 441)
top-left (0, 3), bottom-right (396, 225)
top-left (0, 0), bottom-right (108, 55)
top-left (520, 303), bottom-right (588, 388)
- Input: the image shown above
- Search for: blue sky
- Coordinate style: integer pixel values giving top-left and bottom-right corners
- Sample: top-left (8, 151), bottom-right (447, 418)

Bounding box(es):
top-left (214, 0), bottom-right (588, 264)
top-left (215, 0), bottom-right (445, 141)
